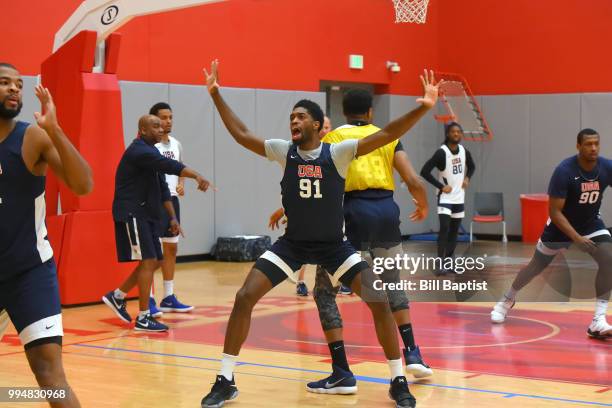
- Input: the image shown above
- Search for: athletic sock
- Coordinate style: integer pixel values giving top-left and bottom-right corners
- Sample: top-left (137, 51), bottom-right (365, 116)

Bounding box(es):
top-left (398, 324), bottom-right (416, 351)
top-left (220, 353), bottom-right (238, 381)
top-left (388, 358), bottom-right (404, 380)
top-left (164, 280), bottom-right (174, 298)
top-left (138, 310), bottom-right (150, 319)
top-left (114, 288), bottom-right (127, 300)
top-left (150, 286), bottom-right (155, 298)
top-left (328, 341), bottom-right (350, 372)
top-left (594, 298), bottom-right (609, 320)
top-left (504, 287), bottom-right (517, 301)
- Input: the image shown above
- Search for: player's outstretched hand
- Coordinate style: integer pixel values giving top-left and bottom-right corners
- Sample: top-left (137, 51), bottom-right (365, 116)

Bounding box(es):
top-left (575, 236), bottom-right (597, 253)
top-left (416, 69), bottom-right (443, 108)
top-left (203, 59), bottom-right (220, 95)
top-left (441, 185), bottom-right (452, 194)
top-left (34, 85), bottom-right (59, 132)
top-left (269, 208), bottom-right (286, 230)
top-left (409, 198), bottom-right (428, 222)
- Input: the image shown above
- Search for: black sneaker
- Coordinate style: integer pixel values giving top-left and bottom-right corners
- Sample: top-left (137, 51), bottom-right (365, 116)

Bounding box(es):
top-left (201, 375), bottom-right (239, 408)
top-left (134, 313), bottom-right (168, 332)
top-left (102, 291), bottom-right (132, 323)
top-left (389, 376), bottom-right (416, 408)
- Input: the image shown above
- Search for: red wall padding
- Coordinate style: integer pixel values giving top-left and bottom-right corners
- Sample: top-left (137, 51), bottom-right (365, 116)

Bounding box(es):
top-left (51, 211), bottom-right (136, 306)
top-left (41, 32), bottom-right (137, 305)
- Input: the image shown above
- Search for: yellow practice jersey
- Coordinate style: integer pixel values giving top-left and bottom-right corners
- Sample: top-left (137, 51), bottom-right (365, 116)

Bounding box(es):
top-left (323, 124), bottom-right (398, 192)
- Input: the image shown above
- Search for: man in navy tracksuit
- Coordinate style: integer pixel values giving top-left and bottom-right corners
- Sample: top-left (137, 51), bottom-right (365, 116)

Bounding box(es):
top-left (102, 114), bottom-right (211, 332)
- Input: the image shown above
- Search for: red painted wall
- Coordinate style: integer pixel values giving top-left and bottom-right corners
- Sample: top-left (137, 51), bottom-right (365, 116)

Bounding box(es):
top-left (438, 0), bottom-right (612, 95)
top-left (4, 0), bottom-right (612, 95)
top-left (3, 0), bottom-right (439, 95)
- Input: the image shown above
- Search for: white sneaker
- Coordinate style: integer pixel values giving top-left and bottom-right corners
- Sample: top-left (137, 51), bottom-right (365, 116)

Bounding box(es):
top-left (587, 318), bottom-right (612, 339)
top-left (0, 309), bottom-right (9, 341)
top-left (490, 297), bottom-right (515, 323)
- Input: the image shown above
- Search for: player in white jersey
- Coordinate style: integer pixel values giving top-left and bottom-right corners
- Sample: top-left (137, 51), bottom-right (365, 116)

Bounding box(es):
top-left (421, 122), bottom-right (475, 274)
top-left (149, 103), bottom-right (194, 315)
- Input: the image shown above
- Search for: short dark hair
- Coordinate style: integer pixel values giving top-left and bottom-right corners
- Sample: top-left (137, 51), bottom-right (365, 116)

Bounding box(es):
top-left (149, 102), bottom-right (172, 116)
top-left (0, 62), bottom-right (17, 70)
top-left (293, 99), bottom-right (324, 131)
top-left (445, 121), bottom-right (463, 136)
top-left (343, 89), bottom-right (372, 116)
top-left (577, 128), bottom-right (599, 144)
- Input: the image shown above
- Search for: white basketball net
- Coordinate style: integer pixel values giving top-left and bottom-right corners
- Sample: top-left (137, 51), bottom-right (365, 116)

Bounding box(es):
top-left (392, 0), bottom-right (430, 24)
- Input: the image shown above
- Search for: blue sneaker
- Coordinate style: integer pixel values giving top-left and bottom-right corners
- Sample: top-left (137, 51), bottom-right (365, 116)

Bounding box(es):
top-left (135, 313), bottom-right (168, 332)
top-left (306, 365), bottom-right (358, 394)
top-left (149, 297), bottom-right (163, 318)
top-left (404, 346), bottom-right (433, 378)
top-left (159, 294), bottom-right (194, 313)
top-left (102, 291), bottom-right (132, 323)
top-left (296, 281), bottom-right (308, 296)
top-left (338, 284), bottom-right (353, 295)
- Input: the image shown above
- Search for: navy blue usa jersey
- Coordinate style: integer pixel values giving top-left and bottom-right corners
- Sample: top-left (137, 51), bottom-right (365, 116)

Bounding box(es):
top-left (546, 155), bottom-right (612, 236)
top-left (281, 143), bottom-right (346, 242)
top-left (0, 121), bottom-right (54, 281)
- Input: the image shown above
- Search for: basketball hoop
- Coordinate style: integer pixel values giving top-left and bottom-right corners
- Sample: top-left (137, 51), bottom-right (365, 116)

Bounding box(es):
top-left (392, 0), bottom-right (430, 24)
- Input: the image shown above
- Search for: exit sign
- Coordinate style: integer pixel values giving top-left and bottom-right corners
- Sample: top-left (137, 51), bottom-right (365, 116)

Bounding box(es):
top-left (349, 54), bottom-right (364, 70)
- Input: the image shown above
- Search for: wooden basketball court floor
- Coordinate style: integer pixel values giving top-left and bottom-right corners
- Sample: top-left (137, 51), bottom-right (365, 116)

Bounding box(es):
top-left (1, 242), bottom-right (610, 407)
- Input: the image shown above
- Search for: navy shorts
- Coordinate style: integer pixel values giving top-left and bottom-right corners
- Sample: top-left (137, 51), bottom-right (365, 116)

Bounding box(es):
top-left (437, 203), bottom-right (465, 219)
top-left (114, 217), bottom-right (163, 262)
top-left (344, 194), bottom-right (402, 250)
top-left (538, 218), bottom-right (610, 255)
top-left (255, 237), bottom-right (368, 287)
top-left (160, 196), bottom-right (181, 243)
top-left (0, 260), bottom-right (63, 347)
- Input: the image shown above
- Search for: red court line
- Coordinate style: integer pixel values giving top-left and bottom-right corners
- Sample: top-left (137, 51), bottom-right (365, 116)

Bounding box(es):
top-left (167, 301), bottom-right (611, 386)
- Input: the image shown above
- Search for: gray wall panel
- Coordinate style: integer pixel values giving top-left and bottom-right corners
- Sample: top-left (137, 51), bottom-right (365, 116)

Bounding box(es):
top-left (41, 76), bottom-right (612, 253)
top-left (476, 95), bottom-right (531, 235)
top-left (119, 81), bottom-right (169, 147)
top-left (581, 93), bottom-right (612, 223)
top-left (213, 88), bottom-right (260, 238)
top-left (168, 84), bottom-right (216, 255)
top-left (529, 94), bottom-right (581, 193)
top-left (16, 76), bottom-right (38, 125)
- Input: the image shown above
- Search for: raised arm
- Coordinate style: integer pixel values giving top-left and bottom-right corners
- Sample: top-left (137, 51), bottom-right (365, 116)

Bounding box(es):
top-left (356, 70), bottom-right (442, 157)
top-left (204, 60), bottom-right (266, 157)
top-left (34, 85), bottom-right (93, 195)
top-left (394, 151), bottom-right (428, 221)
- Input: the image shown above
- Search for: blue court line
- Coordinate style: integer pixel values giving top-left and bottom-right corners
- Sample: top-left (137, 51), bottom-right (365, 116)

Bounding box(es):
top-left (69, 344), bottom-right (612, 407)
top-left (66, 351), bottom-right (306, 383)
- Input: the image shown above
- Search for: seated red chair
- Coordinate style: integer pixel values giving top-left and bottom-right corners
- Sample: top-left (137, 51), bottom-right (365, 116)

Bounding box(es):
top-left (470, 192), bottom-right (508, 243)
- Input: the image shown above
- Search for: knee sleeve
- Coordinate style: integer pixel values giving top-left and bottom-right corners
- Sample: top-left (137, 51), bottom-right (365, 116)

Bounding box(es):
top-left (313, 266), bottom-right (343, 331)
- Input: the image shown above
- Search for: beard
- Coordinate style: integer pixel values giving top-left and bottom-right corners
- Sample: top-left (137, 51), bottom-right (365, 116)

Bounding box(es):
top-left (0, 100), bottom-right (22, 120)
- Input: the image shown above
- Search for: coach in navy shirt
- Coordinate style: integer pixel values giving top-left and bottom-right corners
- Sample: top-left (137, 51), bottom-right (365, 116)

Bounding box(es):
top-left (103, 114), bottom-right (211, 332)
